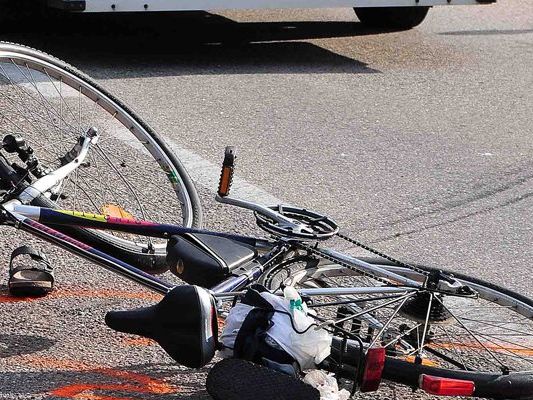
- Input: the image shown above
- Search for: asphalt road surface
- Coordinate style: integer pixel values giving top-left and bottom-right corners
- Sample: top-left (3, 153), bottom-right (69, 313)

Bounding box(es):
top-left (0, 3), bottom-right (532, 400)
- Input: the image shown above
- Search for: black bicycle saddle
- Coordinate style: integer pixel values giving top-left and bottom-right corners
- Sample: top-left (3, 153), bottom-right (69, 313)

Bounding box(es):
top-left (105, 285), bottom-right (218, 368)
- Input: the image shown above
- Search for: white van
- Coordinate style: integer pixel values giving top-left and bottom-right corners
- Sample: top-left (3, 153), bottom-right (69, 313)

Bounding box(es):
top-left (1, 0), bottom-right (496, 31)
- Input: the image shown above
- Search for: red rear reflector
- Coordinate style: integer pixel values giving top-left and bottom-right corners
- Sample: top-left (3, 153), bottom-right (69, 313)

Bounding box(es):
top-left (360, 347), bottom-right (385, 392)
top-left (419, 374), bottom-right (475, 396)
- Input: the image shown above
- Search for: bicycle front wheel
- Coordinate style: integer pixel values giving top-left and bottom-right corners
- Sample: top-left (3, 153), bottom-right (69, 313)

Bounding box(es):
top-left (0, 42), bottom-right (202, 272)
top-left (260, 257), bottom-right (533, 399)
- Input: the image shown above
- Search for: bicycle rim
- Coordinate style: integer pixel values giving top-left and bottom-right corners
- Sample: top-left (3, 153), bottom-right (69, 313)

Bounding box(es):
top-left (0, 42), bottom-right (201, 253)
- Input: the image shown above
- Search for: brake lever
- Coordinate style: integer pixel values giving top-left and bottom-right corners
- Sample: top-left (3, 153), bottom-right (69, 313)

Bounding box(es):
top-left (17, 127), bottom-right (99, 204)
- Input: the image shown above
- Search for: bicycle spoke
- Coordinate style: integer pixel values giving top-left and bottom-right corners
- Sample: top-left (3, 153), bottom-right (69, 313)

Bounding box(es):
top-left (43, 68), bottom-right (80, 125)
top-left (8, 60), bottom-right (78, 135)
top-left (368, 293), bottom-right (414, 348)
top-left (434, 325), bottom-right (470, 370)
top-left (433, 295), bottom-right (509, 371)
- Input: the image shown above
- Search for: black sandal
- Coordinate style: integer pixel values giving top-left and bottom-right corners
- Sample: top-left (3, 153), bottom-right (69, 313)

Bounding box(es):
top-left (8, 245), bottom-right (54, 296)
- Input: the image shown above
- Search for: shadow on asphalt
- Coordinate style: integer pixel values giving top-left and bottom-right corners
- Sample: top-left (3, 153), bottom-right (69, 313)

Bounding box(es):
top-left (440, 29), bottom-right (533, 36)
top-left (0, 11), bottom-right (381, 76)
top-left (0, 334), bottom-right (57, 358)
top-left (0, 361), bottom-right (210, 399)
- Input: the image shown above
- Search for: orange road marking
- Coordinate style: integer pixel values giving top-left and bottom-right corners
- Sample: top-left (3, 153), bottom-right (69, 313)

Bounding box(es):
top-left (121, 337), bottom-right (155, 347)
top-left (432, 342), bottom-right (533, 356)
top-left (0, 287), bottom-right (162, 304)
top-left (52, 384), bottom-right (136, 399)
top-left (217, 316), bottom-right (226, 331)
top-left (17, 355), bottom-right (178, 399)
top-left (400, 355), bottom-right (439, 366)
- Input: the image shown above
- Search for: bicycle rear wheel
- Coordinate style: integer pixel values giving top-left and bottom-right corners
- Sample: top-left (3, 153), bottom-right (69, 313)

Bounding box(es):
top-left (260, 257), bottom-right (533, 399)
top-left (0, 42), bottom-right (202, 272)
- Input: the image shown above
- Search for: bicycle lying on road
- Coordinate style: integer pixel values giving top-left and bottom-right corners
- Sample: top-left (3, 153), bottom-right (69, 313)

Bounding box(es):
top-left (0, 42), bottom-right (532, 399)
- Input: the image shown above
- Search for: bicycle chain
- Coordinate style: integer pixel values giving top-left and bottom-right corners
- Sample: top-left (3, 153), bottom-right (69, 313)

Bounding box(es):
top-left (335, 232), bottom-right (430, 276)
top-left (292, 231), bottom-right (429, 286)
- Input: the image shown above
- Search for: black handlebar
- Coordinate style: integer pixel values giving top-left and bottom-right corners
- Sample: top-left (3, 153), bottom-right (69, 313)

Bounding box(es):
top-left (0, 154), bottom-right (21, 192)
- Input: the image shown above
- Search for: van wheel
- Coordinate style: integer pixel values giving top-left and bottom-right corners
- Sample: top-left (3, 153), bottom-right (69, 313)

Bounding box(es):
top-left (354, 7), bottom-right (430, 30)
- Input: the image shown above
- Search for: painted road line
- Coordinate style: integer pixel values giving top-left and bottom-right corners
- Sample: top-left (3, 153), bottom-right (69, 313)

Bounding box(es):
top-left (167, 140), bottom-right (283, 205)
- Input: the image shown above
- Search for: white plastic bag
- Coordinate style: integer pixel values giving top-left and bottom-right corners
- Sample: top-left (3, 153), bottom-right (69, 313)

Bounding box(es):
top-left (303, 370), bottom-right (351, 400)
top-left (263, 290), bottom-right (332, 369)
top-left (219, 288), bottom-right (332, 369)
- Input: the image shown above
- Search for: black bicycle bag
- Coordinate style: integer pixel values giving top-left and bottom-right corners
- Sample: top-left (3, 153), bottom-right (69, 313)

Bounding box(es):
top-left (166, 233), bottom-right (257, 288)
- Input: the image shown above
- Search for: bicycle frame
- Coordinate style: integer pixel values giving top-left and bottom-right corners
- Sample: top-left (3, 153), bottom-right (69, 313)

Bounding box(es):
top-left (0, 201), bottom-right (422, 300)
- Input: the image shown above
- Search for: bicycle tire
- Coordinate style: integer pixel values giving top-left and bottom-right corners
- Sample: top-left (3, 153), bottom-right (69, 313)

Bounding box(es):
top-left (0, 42), bottom-right (203, 272)
top-left (207, 358), bottom-right (320, 400)
top-left (354, 7), bottom-right (430, 30)
top-left (260, 257), bottom-right (533, 399)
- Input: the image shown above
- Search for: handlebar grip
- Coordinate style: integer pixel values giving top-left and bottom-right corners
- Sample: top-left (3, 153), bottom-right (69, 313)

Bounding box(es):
top-left (218, 146), bottom-right (236, 197)
top-left (0, 154), bottom-right (20, 187)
